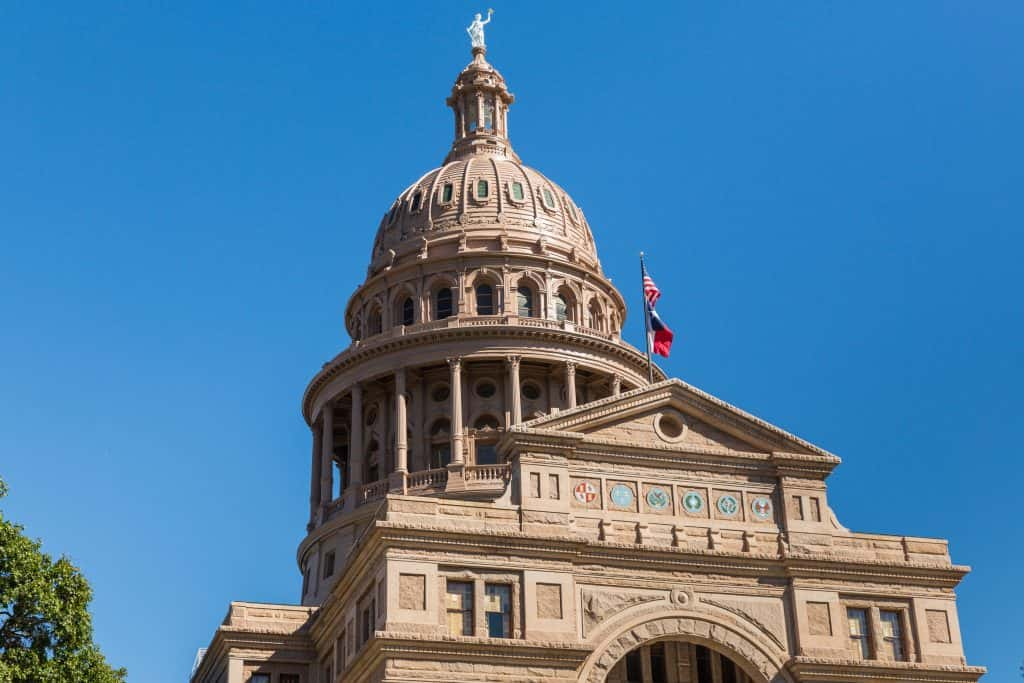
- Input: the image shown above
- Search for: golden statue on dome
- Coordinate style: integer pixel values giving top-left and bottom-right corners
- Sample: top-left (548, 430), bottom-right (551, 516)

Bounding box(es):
top-left (467, 9), bottom-right (494, 48)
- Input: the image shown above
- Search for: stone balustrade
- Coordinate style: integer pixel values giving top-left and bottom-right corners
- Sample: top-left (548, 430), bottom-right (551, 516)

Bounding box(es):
top-left (463, 462), bottom-right (511, 484)
top-left (406, 467), bottom-right (449, 491)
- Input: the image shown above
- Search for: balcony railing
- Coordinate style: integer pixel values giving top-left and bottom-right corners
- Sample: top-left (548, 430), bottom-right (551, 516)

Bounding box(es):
top-left (359, 479), bottom-right (389, 504)
top-left (353, 314), bottom-right (619, 346)
top-left (406, 467), bottom-right (449, 491)
top-left (463, 463), bottom-right (511, 484)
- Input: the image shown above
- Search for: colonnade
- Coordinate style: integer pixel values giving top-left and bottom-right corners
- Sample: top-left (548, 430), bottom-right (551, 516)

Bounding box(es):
top-left (308, 358), bottom-right (627, 525)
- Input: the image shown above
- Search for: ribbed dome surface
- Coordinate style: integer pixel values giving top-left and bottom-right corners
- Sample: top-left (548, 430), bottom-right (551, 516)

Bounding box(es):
top-left (371, 158), bottom-right (599, 267)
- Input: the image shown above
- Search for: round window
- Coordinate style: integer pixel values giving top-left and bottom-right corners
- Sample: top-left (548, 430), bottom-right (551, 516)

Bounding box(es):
top-left (431, 384), bottom-right (450, 402)
top-left (659, 415), bottom-right (683, 438)
top-left (521, 382), bottom-right (541, 401)
top-left (476, 380), bottom-right (497, 399)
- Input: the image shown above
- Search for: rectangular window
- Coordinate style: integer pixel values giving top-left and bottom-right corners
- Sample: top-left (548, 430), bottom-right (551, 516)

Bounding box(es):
top-left (650, 642), bottom-right (667, 683)
top-left (302, 568), bottom-right (310, 596)
top-left (511, 181), bottom-right (524, 201)
top-left (477, 179), bottom-right (489, 198)
top-left (548, 473), bottom-right (560, 499)
top-left (249, 675), bottom-right (270, 683)
top-left (322, 551), bottom-right (335, 579)
top-left (336, 631), bottom-right (346, 671)
top-left (442, 183), bottom-right (454, 203)
top-left (476, 442), bottom-right (498, 465)
top-left (695, 645), bottom-right (713, 683)
top-left (791, 495), bottom-right (804, 520)
top-left (880, 610), bottom-right (906, 661)
top-left (542, 187), bottom-right (555, 208)
top-left (625, 648), bottom-right (643, 683)
top-left (809, 497), bottom-right (822, 521)
top-left (360, 605), bottom-right (372, 644)
top-left (529, 472), bottom-right (541, 498)
top-left (848, 608), bottom-right (871, 659)
top-left (431, 443), bottom-right (451, 469)
top-left (485, 584), bottom-right (511, 638)
top-left (446, 580), bottom-right (474, 636)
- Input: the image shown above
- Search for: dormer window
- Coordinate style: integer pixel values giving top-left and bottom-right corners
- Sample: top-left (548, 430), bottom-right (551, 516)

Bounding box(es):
top-left (442, 183), bottom-right (454, 203)
top-left (477, 180), bottom-right (489, 199)
top-left (542, 188), bottom-right (556, 209)
top-left (511, 182), bottom-right (524, 201)
top-left (410, 191), bottom-right (422, 212)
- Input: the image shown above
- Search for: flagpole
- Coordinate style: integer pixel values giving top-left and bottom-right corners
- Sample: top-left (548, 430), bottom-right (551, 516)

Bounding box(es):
top-left (640, 252), bottom-right (654, 384)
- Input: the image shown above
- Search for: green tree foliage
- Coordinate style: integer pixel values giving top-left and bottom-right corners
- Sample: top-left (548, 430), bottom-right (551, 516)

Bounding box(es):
top-left (0, 478), bottom-right (126, 682)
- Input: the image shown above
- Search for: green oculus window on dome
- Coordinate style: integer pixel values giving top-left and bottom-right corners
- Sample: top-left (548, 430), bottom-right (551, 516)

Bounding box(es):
top-left (477, 179), bottom-right (489, 199)
top-left (511, 181), bottom-right (524, 201)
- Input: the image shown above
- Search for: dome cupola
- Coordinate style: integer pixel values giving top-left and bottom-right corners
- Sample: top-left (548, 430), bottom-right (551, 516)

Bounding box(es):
top-left (445, 46), bottom-right (518, 163)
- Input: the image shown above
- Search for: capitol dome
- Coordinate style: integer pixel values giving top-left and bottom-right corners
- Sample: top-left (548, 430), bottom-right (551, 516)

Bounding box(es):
top-left (367, 47), bottom-right (600, 276)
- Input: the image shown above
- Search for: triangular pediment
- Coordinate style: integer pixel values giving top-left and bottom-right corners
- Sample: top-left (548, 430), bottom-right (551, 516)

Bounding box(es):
top-left (517, 379), bottom-right (835, 459)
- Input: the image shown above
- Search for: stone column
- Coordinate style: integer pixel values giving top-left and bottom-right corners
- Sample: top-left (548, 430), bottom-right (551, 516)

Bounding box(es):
top-left (349, 384), bottom-right (364, 490)
top-left (309, 425), bottom-right (322, 527)
top-left (506, 355), bottom-right (522, 425)
top-left (612, 374), bottom-right (622, 397)
top-left (565, 361), bottom-right (577, 409)
top-left (319, 403), bottom-right (334, 514)
top-left (448, 358), bottom-right (464, 463)
top-left (394, 369), bottom-right (408, 473)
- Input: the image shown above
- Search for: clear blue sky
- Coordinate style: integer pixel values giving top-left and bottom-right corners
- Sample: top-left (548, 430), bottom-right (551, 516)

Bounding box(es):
top-left (1, 2), bottom-right (1021, 681)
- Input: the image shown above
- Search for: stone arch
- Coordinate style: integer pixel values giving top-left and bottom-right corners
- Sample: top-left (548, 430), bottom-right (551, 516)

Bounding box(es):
top-left (553, 280), bottom-right (580, 322)
top-left (580, 608), bottom-right (792, 683)
top-left (512, 271), bottom-right (545, 318)
top-left (389, 283), bottom-right (418, 327)
top-left (425, 273), bottom-right (457, 320)
top-left (467, 267), bottom-right (503, 315)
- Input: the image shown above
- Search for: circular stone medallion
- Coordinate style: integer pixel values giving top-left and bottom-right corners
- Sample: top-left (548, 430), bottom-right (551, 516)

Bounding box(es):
top-left (717, 494), bottom-right (739, 516)
top-left (609, 484), bottom-right (634, 508)
top-left (682, 491), bottom-right (705, 514)
top-left (646, 486), bottom-right (670, 510)
top-left (574, 481), bottom-right (598, 504)
top-left (751, 496), bottom-right (773, 519)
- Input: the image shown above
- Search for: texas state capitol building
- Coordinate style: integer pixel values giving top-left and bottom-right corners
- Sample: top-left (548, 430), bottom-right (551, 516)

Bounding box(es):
top-left (192, 39), bottom-right (982, 683)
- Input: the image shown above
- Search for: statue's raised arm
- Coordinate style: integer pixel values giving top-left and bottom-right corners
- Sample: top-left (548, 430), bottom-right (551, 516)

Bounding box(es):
top-left (466, 9), bottom-right (494, 49)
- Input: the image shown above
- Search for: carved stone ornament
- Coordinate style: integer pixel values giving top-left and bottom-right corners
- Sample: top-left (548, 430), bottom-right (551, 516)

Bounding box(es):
top-left (581, 588), bottom-right (661, 637)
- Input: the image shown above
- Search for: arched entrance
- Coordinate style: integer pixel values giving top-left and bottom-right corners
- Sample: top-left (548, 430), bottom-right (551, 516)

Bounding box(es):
top-left (605, 640), bottom-right (757, 683)
top-left (579, 610), bottom-right (790, 683)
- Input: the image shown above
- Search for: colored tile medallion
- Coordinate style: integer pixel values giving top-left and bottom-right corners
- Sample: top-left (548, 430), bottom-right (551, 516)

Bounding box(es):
top-left (717, 494), bottom-right (739, 516)
top-left (609, 483), bottom-right (634, 507)
top-left (645, 486), bottom-right (670, 510)
top-left (573, 480), bottom-right (598, 505)
top-left (682, 491), bottom-right (705, 513)
top-left (750, 496), bottom-right (773, 519)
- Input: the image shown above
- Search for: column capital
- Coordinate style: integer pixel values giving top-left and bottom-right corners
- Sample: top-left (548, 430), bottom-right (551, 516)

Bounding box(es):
top-left (565, 360), bottom-right (577, 375)
top-left (446, 356), bottom-right (463, 370)
top-left (504, 354), bottom-right (521, 368)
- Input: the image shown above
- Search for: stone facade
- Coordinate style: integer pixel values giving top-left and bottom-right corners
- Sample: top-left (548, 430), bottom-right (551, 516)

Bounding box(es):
top-left (191, 44), bottom-right (982, 683)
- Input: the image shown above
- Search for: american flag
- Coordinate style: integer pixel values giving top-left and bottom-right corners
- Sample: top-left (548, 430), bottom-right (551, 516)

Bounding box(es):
top-left (642, 272), bottom-right (661, 307)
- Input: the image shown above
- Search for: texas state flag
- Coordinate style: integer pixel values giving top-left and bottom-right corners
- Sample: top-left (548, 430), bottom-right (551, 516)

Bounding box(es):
top-left (646, 300), bottom-right (674, 358)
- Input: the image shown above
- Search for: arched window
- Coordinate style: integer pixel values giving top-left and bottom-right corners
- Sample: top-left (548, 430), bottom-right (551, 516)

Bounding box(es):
top-left (435, 288), bottom-right (453, 320)
top-left (410, 191), bottom-right (422, 212)
top-left (473, 415), bottom-right (500, 430)
top-left (401, 297), bottom-right (415, 326)
top-left (588, 300), bottom-right (604, 330)
top-left (368, 307), bottom-right (382, 336)
top-left (517, 286), bottom-right (533, 318)
top-left (475, 284), bottom-right (494, 315)
top-left (555, 294), bottom-right (569, 322)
